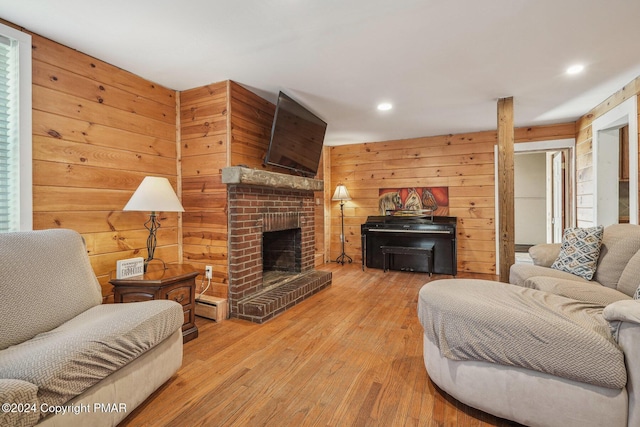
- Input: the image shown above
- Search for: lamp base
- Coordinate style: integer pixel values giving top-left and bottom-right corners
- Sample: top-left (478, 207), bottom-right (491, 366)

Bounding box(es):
top-left (144, 257), bottom-right (167, 272)
top-left (335, 252), bottom-right (353, 265)
top-left (335, 200), bottom-right (352, 265)
top-left (144, 211), bottom-right (162, 272)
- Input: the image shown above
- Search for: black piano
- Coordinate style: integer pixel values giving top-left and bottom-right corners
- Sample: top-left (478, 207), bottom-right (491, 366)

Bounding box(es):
top-left (361, 215), bottom-right (457, 275)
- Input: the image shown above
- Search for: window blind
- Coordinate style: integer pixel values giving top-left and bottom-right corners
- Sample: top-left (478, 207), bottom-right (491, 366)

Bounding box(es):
top-left (0, 34), bottom-right (18, 232)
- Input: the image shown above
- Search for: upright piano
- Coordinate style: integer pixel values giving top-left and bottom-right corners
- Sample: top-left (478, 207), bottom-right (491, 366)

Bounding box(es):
top-left (361, 215), bottom-right (457, 275)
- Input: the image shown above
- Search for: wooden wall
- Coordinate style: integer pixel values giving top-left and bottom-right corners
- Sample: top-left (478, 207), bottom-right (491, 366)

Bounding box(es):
top-left (228, 81), bottom-right (276, 170)
top-left (329, 123), bottom-right (575, 275)
top-left (30, 34), bottom-right (180, 302)
top-left (575, 76), bottom-right (640, 227)
top-left (180, 81), bottom-right (229, 297)
top-left (330, 132), bottom-right (497, 275)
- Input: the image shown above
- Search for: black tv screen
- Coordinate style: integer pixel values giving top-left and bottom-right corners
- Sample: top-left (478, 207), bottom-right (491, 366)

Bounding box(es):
top-left (264, 92), bottom-right (327, 177)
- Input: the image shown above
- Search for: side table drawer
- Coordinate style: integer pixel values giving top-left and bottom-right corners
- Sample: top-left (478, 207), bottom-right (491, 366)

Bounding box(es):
top-left (114, 289), bottom-right (154, 303)
top-left (164, 284), bottom-right (192, 307)
top-left (162, 283), bottom-right (196, 334)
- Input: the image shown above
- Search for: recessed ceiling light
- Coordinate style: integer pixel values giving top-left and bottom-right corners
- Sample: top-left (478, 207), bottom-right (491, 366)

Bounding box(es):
top-left (566, 64), bottom-right (585, 75)
top-left (377, 102), bottom-right (393, 111)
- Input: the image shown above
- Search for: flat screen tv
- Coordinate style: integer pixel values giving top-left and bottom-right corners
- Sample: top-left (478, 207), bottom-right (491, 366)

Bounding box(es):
top-left (264, 91), bottom-right (327, 177)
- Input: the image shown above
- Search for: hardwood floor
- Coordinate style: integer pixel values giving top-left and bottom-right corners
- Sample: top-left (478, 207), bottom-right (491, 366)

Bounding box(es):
top-left (120, 264), bottom-right (519, 427)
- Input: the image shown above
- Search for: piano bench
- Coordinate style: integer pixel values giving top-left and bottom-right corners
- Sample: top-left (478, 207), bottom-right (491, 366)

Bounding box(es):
top-left (380, 244), bottom-right (434, 276)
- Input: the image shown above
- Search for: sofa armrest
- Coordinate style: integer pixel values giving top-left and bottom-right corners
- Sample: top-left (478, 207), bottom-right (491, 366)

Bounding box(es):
top-left (528, 243), bottom-right (562, 267)
top-left (0, 379), bottom-right (40, 427)
top-left (604, 300), bottom-right (640, 324)
top-left (603, 300), bottom-right (640, 427)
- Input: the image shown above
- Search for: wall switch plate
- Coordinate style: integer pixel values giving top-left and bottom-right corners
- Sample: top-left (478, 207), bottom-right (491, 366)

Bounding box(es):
top-left (116, 257), bottom-right (144, 279)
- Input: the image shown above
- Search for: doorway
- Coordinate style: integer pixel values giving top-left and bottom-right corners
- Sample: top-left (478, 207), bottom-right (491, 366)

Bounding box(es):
top-left (505, 139), bottom-right (575, 266)
top-left (514, 148), bottom-right (572, 241)
top-left (514, 152), bottom-right (547, 248)
top-left (592, 95), bottom-right (639, 226)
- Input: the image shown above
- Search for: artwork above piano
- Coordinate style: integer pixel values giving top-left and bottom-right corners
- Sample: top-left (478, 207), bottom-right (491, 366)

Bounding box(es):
top-left (377, 187), bottom-right (449, 216)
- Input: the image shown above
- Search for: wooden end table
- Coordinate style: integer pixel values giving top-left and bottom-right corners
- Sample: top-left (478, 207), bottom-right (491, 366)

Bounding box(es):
top-left (109, 264), bottom-right (199, 343)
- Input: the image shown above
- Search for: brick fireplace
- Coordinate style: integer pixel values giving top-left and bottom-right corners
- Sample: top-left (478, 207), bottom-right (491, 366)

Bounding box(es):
top-left (222, 167), bottom-right (332, 323)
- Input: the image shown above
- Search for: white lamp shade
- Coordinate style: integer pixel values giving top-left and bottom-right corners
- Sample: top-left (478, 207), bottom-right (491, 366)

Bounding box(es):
top-left (123, 177), bottom-right (184, 212)
top-left (332, 184), bottom-right (352, 201)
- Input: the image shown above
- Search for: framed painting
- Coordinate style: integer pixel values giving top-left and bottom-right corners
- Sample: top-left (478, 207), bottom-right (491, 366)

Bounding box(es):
top-left (378, 187), bottom-right (449, 216)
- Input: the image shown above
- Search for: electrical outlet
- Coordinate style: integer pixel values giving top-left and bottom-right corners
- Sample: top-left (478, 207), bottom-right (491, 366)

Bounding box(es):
top-left (205, 265), bottom-right (213, 279)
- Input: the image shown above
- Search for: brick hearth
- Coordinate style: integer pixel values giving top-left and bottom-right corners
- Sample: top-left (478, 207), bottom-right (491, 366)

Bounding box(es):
top-left (223, 167), bottom-right (332, 323)
top-left (236, 271), bottom-right (331, 323)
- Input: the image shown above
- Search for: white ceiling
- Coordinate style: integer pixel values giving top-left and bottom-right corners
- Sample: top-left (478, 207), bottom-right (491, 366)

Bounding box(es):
top-left (2, 0), bottom-right (640, 146)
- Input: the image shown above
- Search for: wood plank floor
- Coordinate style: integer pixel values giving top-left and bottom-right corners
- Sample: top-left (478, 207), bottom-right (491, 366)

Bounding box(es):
top-left (120, 264), bottom-right (520, 427)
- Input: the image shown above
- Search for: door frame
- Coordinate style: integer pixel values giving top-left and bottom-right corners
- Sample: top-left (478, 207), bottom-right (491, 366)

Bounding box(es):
top-left (494, 138), bottom-right (575, 275)
top-left (550, 150), bottom-right (568, 243)
top-left (592, 95), bottom-right (638, 226)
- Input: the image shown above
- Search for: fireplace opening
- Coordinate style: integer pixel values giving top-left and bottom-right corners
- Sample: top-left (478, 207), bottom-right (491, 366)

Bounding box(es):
top-left (262, 228), bottom-right (303, 289)
top-left (262, 228), bottom-right (302, 273)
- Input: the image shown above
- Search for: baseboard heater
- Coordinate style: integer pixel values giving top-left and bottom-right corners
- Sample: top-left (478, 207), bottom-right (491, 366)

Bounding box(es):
top-left (195, 294), bottom-right (228, 322)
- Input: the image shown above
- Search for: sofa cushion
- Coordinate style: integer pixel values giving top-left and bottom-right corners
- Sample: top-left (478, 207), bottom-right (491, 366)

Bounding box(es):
top-left (509, 263), bottom-right (590, 287)
top-left (617, 249), bottom-right (640, 297)
top-left (0, 229), bottom-right (102, 350)
top-left (0, 379), bottom-right (39, 427)
top-left (604, 300), bottom-right (640, 324)
top-left (594, 224), bottom-right (640, 290)
top-left (522, 276), bottom-right (631, 306)
top-left (0, 300), bottom-right (183, 410)
top-left (551, 226), bottom-right (603, 280)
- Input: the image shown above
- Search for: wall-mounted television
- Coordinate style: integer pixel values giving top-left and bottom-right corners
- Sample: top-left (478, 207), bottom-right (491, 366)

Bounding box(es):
top-left (264, 91), bottom-right (327, 177)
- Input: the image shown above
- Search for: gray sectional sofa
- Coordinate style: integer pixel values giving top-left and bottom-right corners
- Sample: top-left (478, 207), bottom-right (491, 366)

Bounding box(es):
top-left (418, 224), bottom-right (640, 427)
top-left (510, 224), bottom-right (640, 299)
top-left (0, 229), bottom-right (184, 427)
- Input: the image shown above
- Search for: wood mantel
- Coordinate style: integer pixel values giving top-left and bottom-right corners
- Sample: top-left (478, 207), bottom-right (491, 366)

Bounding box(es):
top-left (221, 166), bottom-right (324, 192)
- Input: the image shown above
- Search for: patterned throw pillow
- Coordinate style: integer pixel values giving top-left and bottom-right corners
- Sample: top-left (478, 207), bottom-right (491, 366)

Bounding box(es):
top-left (634, 285), bottom-right (640, 300)
top-left (551, 226), bottom-right (604, 280)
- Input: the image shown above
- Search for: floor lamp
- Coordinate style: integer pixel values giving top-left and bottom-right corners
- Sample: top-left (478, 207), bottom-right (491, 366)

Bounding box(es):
top-left (332, 184), bottom-right (353, 265)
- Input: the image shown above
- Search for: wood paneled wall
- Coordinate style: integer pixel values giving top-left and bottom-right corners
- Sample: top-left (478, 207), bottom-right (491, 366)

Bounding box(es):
top-left (30, 34), bottom-right (179, 302)
top-left (330, 132), bottom-right (498, 275)
top-left (329, 123), bottom-right (576, 275)
top-left (575, 76), bottom-right (640, 227)
top-left (229, 81), bottom-right (276, 170)
top-left (180, 81), bottom-right (229, 297)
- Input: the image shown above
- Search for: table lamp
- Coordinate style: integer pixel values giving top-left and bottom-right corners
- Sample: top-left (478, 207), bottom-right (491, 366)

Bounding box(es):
top-left (124, 176), bottom-right (184, 269)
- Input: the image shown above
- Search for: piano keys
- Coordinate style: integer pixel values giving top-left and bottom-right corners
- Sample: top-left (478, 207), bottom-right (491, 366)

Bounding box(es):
top-left (361, 215), bottom-right (457, 275)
